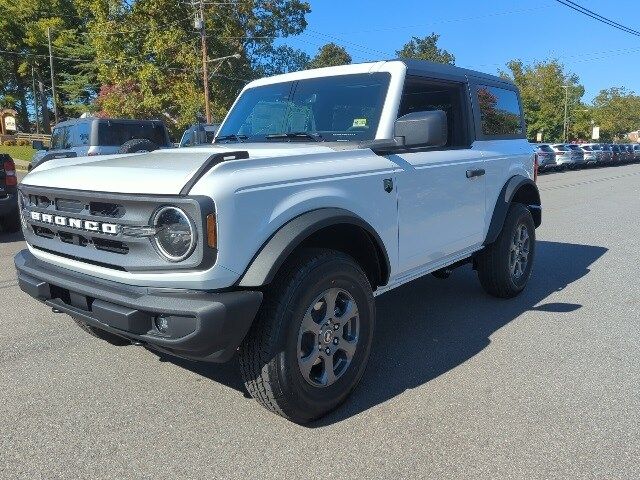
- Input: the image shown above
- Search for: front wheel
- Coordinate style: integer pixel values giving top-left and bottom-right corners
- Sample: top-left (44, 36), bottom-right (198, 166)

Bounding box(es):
top-left (239, 248), bottom-right (375, 424)
top-left (476, 203), bottom-right (536, 298)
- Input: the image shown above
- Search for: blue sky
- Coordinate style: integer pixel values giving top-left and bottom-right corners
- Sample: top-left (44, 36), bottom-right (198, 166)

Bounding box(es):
top-left (284, 0), bottom-right (640, 102)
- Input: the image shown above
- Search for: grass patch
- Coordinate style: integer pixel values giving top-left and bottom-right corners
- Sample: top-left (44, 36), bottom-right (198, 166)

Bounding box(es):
top-left (0, 145), bottom-right (35, 163)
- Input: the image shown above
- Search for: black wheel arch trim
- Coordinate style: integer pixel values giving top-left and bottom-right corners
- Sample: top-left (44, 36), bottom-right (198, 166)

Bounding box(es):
top-left (237, 208), bottom-right (391, 288)
top-left (484, 175), bottom-right (542, 246)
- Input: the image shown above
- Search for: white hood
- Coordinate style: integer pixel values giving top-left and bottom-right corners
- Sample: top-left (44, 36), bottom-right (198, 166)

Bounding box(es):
top-left (22, 143), bottom-right (338, 195)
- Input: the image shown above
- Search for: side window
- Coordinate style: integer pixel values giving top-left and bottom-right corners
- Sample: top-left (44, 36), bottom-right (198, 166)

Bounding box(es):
top-left (398, 77), bottom-right (468, 148)
top-left (74, 123), bottom-right (90, 146)
top-left (476, 85), bottom-right (523, 137)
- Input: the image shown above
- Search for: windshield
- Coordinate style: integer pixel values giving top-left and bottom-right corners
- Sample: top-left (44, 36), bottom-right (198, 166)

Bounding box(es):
top-left (216, 73), bottom-right (391, 143)
top-left (50, 126), bottom-right (72, 150)
top-left (553, 145), bottom-right (568, 151)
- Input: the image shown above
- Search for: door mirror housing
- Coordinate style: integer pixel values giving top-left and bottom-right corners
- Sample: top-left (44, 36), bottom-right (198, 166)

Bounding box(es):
top-left (32, 140), bottom-right (46, 151)
top-left (394, 110), bottom-right (448, 148)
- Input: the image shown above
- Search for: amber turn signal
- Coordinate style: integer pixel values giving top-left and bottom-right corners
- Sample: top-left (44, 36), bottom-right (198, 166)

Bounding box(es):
top-left (206, 213), bottom-right (217, 248)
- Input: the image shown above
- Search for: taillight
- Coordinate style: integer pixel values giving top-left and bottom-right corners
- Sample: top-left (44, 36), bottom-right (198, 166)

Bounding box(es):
top-left (533, 153), bottom-right (539, 182)
top-left (3, 159), bottom-right (17, 186)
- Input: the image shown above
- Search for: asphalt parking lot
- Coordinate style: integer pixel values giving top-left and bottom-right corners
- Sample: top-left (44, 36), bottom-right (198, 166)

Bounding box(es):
top-left (1, 165), bottom-right (639, 479)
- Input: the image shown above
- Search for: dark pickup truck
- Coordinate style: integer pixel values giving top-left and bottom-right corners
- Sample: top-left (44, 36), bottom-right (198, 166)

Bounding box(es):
top-left (0, 154), bottom-right (19, 232)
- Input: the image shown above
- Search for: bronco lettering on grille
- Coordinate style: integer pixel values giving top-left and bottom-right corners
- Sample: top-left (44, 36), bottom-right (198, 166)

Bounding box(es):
top-left (28, 211), bottom-right (119, 235)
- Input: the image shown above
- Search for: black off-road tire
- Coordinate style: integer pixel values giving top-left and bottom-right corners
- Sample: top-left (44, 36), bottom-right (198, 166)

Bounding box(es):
top-left (118, 138), bottom-right (158, 154)
top-left (238, 248), bottom-right (375, 424)
top-left (73, 319), bottom-right (131, 346)
top-left (477, 203), bottom-right (536, 299)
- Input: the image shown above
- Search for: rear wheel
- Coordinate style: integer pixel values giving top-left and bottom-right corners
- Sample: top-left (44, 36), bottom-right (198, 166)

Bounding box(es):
top-left (239, 248), bottom-right (375, 424)
top-left (476, 203), bottom-right (536, 298)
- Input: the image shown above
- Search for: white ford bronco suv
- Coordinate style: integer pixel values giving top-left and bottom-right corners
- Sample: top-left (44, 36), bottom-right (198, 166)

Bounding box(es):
top-left (15, 59), bottom-right (541, 423)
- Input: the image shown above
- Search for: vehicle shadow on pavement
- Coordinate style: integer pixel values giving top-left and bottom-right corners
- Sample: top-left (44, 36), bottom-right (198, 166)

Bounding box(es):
top-left (149, 240), bottom-right (608, 423)
top-left (313, 240), bottom-right (608, 427)
top-left (153, 351), bottom-right (247, 394)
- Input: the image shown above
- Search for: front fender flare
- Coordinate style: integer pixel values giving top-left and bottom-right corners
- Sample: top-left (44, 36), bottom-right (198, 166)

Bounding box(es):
top-left (237, 208), bottom-right (390, 287)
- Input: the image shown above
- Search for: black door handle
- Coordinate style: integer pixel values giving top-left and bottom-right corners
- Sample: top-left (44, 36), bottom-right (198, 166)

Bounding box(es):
top-left (466, 168), bottom-right (485, 178)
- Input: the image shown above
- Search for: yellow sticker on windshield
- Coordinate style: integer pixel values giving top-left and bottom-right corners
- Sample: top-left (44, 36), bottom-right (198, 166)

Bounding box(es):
top-left (352, 118), bottom-right (367, 127)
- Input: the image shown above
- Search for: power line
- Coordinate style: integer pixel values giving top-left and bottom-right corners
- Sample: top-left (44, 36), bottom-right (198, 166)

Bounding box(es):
top-left (553, 0), bottom-right (640, 37)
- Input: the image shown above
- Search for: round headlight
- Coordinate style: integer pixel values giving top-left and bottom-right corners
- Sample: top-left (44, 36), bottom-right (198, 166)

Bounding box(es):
top-left (153, 206), bottom-right (197, 262)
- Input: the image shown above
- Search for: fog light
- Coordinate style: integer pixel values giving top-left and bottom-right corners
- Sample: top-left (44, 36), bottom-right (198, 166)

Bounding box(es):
top-left (155, 316), bottom-right (170, 334)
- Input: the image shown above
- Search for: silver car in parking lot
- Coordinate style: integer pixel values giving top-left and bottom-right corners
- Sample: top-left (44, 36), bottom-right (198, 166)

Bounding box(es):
top-left (580, 143), bottom-right (607, 165)
top-left (532, 143), bottom-right (557, 171)
top-left (633, 144), bottom-right (640, 161)
top-left (551, 144), bottom-right (575, 169)
top-left (566, 144), bottom-right (586, 167)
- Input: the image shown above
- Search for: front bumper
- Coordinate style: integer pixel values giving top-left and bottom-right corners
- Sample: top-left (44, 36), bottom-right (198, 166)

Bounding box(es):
top-left (15, 249), bottom-right (263, 362)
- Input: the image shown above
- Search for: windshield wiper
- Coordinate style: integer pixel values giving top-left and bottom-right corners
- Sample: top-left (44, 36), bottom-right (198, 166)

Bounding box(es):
top-left (264, 132), bottom-right (323, 142)
top-left (214, 134), bottom-right (248, 143)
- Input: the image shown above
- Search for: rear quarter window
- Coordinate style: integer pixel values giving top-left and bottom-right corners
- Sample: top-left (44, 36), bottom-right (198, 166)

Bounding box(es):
top-left (475, 85), bottom-right (524, 138)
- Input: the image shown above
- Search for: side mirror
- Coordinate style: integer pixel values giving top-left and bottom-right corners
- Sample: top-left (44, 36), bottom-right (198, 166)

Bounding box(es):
top-left (394, 110), bottom-right (447, 148)
top-left (32, 140), bottom-right (46, 150)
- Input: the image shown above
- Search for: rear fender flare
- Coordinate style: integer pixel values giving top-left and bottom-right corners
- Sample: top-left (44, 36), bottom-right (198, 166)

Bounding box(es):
top-left (484, 176), bottom-right (541, 245)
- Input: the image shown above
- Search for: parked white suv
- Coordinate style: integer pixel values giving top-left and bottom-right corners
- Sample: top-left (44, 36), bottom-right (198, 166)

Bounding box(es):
top-left (15, 60), bottom-right (541, 423)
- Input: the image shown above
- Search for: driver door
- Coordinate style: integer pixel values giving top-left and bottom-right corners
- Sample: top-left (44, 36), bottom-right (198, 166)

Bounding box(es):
top-left (393, 77), bottom-right (486, 274)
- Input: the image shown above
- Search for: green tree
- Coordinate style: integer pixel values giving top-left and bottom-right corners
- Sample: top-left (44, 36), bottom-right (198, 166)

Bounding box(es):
top-left (83, 0), bottom-right (311, 135)
top-left (591, 87), bottom-right (640, 141)
top-left (307, 43), bottom-right (351, 69)
top-left (0, 0), bottom-right (96, 131)
top-left (396, 33), bottom-right (455, 65)
top-left (501, 59), bottom-right (584, 142)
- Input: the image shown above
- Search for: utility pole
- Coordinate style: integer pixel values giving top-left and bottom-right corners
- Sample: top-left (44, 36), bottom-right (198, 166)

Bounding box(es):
top-left (562, 85), bottom-right (570, 142)
top-left (47, 27), bottom-right (59, 125)
top-left (196, 0), bottom-right (211, 123)
top-left (31, 66), bottom-right (40, 133)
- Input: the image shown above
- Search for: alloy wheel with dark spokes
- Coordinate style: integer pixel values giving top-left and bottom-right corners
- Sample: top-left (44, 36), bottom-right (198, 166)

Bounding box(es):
top-left (509, 223), bottom-right (530, 280)
top-left (297, 288), bottom-right (359, 387)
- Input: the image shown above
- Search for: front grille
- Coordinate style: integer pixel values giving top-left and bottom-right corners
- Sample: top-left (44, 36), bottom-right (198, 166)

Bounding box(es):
top-left (59, 231), bottom-right (89, 247)
top-left (90, 201), bottom-right (126, 218)
top-left (33, 226), bottom-right (55, 239)
top-left (93, 238), bottom-right (129, 254)
top-left (19, 185), bottom-right (207, 272)
top-left (56, 198), bottom-right (84, 214)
